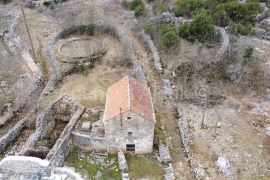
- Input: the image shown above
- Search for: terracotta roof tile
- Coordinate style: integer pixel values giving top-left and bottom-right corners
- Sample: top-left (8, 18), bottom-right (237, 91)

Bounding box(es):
top-left (103, 75), bottom-right (155, 122)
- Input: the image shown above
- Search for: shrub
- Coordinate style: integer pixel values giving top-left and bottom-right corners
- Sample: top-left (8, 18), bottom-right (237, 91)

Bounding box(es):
top-left (144, 24), bottom-right (155, 36)
top-left (162, 30), bottom-right (179, 47)
top-left (230, 22), bottom-right (253, 35)
top-left (60, 25), bottom-right (95, 38)
top-left (216, 1), bottom-right (260, 23)
top-left (153, 2), bottom-right (166, 14)
top-left (189, 11), bottom-right (214, 42)
top-left (160, 23), bottom-right (176, 34)
top-left (122, 0), bottom-right (130, 8)
top-left (84, 25), bottom-right (95, 36)
top-left (0, 0), bottom-right (11, 4)
top-left (130, 0), bottom-right (145, 16)
top-left (36, 140), bottom-right (50, 147)
top-left (243, 46), bottom-right (254, 63)
top-left (175, 0), bottom-right (204, 17)
top-left (178, 22), bottom-right (190, 38)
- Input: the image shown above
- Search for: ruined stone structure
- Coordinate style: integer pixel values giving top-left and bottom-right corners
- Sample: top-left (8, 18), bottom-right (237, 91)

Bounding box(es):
top-left (103, 76), bottom-right (156, 154)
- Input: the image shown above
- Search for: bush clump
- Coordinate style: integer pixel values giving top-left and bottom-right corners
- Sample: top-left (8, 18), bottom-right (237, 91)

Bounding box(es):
top-left (162, 30), bottom-right (179, 47)
top-left (178, 11), bottom-right (214, 42)
top-left (144, 24), bottom-right (155, 36)
top-left (175, 0), bottom-right (204, 17)
top-left (189, 11), bottom-right (214, 42)
top-left (160, 24), bottom-right (179, 46)
top-left (175, 0), bottom-right (260, 35)
top-left (122, 0), bottom-right (145, 16)
top-left (153, 1), bottom-right (166, 14)
top-left (0, 0), bottom-right (11, 4)
top-left (178, 22), bottom-right (190, 38)
top-left (230, 22), bottom-right (253, 36)
top-left (60, 25), bottom-right (95, 38)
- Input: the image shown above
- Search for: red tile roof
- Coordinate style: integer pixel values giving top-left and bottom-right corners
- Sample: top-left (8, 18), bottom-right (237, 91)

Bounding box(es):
top-left (103, 75), bottom-right (155, 122)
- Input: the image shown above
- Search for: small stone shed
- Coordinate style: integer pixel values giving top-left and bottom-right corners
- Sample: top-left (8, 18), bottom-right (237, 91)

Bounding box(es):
top-left (103, 75), bottom-right (156, 154)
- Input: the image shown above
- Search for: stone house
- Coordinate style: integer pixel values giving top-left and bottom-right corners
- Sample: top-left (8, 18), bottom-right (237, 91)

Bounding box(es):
top-left (103, 75), bottom-right (156, 154)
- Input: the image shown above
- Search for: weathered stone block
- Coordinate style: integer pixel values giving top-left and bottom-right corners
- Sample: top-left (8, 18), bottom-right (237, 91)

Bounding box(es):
top-left (80, 122), bottom-right (91, 132)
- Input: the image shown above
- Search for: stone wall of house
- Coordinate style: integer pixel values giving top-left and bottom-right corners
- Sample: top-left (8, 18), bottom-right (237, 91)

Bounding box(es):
top-left (71, 132), bottom-right (107, 151)
top-left (104, 111), bottom-right (155, 154)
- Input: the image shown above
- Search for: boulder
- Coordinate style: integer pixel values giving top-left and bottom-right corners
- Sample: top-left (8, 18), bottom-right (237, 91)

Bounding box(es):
top-left (266, 126), bottom-right (270, 136)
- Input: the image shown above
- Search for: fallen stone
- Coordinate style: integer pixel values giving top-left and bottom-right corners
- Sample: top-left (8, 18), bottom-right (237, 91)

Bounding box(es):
top-left (165, 163), bottom-right (175, 180)
top-left (266, 126), bottom-right (270, 136)
top-left (96, 171), bottom-right (102, 179)
top-left (215, 156), bottom-right (231, 173)
top-left (118, 150), bottom-right (128, 173)
top-left (0, 81), bottom-right (7, 87)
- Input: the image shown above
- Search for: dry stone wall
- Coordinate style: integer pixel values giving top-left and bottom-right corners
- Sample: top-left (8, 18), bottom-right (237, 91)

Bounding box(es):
top-left (46, 102), bottom-right (85, 167)
top-left (0, 9), bottom-right (43, 126)
top-left (0, 118), bottom-right (27, 153)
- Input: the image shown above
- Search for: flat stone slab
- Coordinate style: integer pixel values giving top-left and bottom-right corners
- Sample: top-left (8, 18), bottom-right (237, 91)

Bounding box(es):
top-left (80, 122), bottom-right (91, 132)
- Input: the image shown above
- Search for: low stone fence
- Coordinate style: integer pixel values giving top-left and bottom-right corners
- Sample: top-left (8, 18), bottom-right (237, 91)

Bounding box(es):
top-left (71, 131), bottom-right (107, 151)
top-left (46, 102), bottom-right (85, 167)
top-left (20, 96), bottom-right (84, 157)
top-left (19, 100), bottom-right (56, 155)
top-left (141, 30), bottom-right (163, 74)
top-left (177, 108), bottom-right (199, 179)
top-left (59, 38), bottom-right (107, 63)
top-left (0, 9), bottom-right (43, 126)
top-left (37, 32), bottom-right (62, 104)
top-left (118, 150), bottom-right (129, 180)
top-left (0, 118), bottom-right (27, 153)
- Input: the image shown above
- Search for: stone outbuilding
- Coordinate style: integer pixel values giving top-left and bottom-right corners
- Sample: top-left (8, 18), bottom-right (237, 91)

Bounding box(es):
top-left (103, 76), bottom-right (156, 154)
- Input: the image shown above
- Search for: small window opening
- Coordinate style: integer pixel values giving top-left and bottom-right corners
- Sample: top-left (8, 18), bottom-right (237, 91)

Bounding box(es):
top-left (126, 144), bottom-right (135, 152)
top-left (128, 132), bottom-right (132, 136)
top-left (127, 116), bottom-right (131, 120)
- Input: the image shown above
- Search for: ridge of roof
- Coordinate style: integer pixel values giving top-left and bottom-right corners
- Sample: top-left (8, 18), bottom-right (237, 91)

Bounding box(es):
top-left (103, 75), bottom-right (155, 122)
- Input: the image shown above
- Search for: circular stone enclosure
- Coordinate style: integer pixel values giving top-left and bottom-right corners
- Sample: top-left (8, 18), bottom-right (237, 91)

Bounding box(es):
top-left (59, 38), bottom-right (105, 59)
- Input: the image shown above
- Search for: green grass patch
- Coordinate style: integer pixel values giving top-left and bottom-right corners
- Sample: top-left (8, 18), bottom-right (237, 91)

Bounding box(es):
top-left (36, 140), bottom-right (51, 147)
top-left (153, 2), bottom-right (166, 14)
top-left (66, 148), bottom-right (121, 179)
top-left (122, 0), bottom-right (145, 16)
top-left (126, 154), bottom-right (165, 179)
top-left (154, 110), bottom-right (166, 144)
